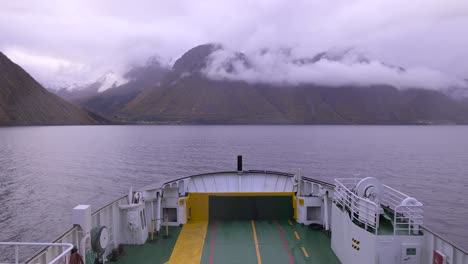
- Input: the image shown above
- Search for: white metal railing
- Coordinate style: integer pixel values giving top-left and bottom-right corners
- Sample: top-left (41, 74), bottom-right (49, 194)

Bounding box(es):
top-left (25, 226), bottom-right (80, 264)
top-left (334, 178), bottom-right (380, 234)
top-left (381, 185), bottom-right (423, 235)
top-left (0, 242), bottom-right (73, 264)
top-left (25, 195), bottom-right (128, 264)
top-left (422, 226), bottom-right (468, 263)
top-left (334, 178), bottom-right (423, 236)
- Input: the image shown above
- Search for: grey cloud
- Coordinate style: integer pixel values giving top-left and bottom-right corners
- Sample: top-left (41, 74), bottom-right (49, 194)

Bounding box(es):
top-left (203, 47), bottom-right (468, 90)
top-left (0, 0), bottom-right (467, 87)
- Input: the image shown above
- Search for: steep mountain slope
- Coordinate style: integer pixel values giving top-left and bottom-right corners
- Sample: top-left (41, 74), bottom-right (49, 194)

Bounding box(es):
top-left (121, 44), bottom-right (289, 123)
top-left (120, 44), bottom-right (468, 124)
top-left (53, 72), bottom-right (127, 103)
top-left (124, 74), bottom-right (289, 123)
top-left (66, 58), bottom-right (170, 116)
top-left (0, 52), bottom-right (105, 125)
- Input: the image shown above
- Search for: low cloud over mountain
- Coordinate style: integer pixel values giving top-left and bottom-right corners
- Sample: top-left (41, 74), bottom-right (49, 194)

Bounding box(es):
top-left (1, 0), bottom-right (468, 88)
top-left (203, 45), bottom-right (468, 91)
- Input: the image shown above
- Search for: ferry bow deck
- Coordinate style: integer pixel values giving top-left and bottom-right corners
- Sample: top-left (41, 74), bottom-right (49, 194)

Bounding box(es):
top-left (19, 164), bottom-right (468, 264)
top-left (114, 219), bottom-right (340, 264)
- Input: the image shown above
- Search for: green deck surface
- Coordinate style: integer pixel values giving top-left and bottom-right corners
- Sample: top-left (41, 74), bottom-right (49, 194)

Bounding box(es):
top-left (111, 226), bottom-right (181, 264)
top-left (201, 220), bottom-right (340, 264)
top-left (112, 221), bottom-right (340, 264)
top-left (201, 220), bottom-right (257, 263)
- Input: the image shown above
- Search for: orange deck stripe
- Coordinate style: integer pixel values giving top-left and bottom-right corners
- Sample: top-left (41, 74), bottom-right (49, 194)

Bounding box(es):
top-left (294, 231), bottom-right (300, 240)
top-left (301, 247), bottom-right (309, 258)
top-left (251, 220), bottom-right (262, 264)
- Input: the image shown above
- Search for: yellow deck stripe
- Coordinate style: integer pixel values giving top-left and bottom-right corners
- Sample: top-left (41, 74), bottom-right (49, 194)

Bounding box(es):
top-left (294, 231), bottom-right (300, 240)
top-left (251, 220), bottom-right (262, 264)
top-left (166, 221), bottom-right (208, 264)
top-left (301, 246), bottom-right (309, 258)
top-left (288, 220), bottom-right (293, 226)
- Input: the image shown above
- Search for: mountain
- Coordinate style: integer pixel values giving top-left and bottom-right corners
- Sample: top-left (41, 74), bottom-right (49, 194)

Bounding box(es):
top-left (51, 72), bottom-right (128, 103)
top-left (0, 52), bottom-right (105, 126)
top-left (46, 43), bottom-right (468, 125)
top-left (52, 82), bottom-right (99, 102)
top-left (117, 44), bottom-right (468, 124)
top-left (57, 57), bottom-right (170, 117)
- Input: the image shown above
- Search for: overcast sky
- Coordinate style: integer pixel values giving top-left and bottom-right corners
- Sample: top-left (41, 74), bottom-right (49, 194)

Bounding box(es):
top-left (1, 0), bottom-right (468, 87)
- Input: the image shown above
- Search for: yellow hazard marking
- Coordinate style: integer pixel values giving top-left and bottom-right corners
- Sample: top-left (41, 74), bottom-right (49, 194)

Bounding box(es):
top-left (294, 231), bottom-right (300, 240)
top-left (288, 220), bottom-right (293, 226)
top-left (251, 220), bottom-right (262, 264)
top-left (293, 195), bottom-right (297, 219)
top-left (301, 247), bottom-right (309, 257)
top-left (166, 221), bottom-right (208, 264)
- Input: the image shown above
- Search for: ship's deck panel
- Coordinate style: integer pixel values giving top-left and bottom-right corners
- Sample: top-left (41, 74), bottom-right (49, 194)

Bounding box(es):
top-left (112, 220), bottom-right (340, 264)
top-left (112, 226), bottom-right (181, 264)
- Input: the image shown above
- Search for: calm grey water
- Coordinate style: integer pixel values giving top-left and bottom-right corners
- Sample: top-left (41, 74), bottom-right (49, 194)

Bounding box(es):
top-left (1, 125), bottom-right (468, 260)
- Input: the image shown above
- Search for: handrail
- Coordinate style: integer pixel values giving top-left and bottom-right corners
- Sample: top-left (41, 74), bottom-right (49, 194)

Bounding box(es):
top-left (25, 226), bottom-right (79, 263)
top-left (422, 226), bottom-right (468, 254)
top-left (92, 194), bottom-right (127, 216)
top-left (334, 178), bottom-right (380, 234)
top-left (0, 242), bottom-right (73, 264)
top-left (334, 177), bottom-right (424, 236)
top-left (25, 196), bottom-right (129, 264)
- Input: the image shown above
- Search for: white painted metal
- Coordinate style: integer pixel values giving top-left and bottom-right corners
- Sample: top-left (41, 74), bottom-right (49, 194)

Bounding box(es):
top-left (324, 191), bottom-right (330, 230)
top-left (0, 242), bottom-right (73, 264)
top-left (421, 226), bottom-right (468, 264)
top-left (156, 192), bottom-right (162, 232)
top-left (296, 196), bottom-right (324, 225)
top-left (119, 202), bottom-right (148, 244)
top-left (331, 198), bottom-right (426, 264)
top-left (72, 205), bottom-right (92, 234)
top-left (331, 205), bottom-right (381, 264)
top-left (330, 177), bottom-right (468, 264)
top-left (161, 187), bottom-right (181, 226)
top-left (166, 172), bottom-right (296, 193)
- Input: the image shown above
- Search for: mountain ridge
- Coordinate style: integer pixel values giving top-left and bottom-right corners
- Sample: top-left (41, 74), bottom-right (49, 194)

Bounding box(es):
top-left (47, 43), bottom-right (468, 125)
top-left (0, 51), bottom-right (106, 126)
top-left (116, 44), bottom-right (468, 124)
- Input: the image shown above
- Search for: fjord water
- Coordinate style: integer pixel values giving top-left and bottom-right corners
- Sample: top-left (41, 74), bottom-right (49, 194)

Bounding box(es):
top-left (1, 125), bottom-right (467, 259)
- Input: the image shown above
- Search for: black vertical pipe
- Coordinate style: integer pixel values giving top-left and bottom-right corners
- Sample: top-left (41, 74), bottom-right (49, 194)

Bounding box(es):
top-left (237, 155), bottom-right (243, 172)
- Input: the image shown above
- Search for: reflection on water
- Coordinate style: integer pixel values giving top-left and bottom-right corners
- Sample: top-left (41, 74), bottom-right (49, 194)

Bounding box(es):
top-left (0, 125), bottom-right (467, 259)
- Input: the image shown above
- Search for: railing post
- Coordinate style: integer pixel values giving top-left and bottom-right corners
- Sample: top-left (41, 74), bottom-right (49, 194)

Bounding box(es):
top-left (15, 245), bottom-right (19, 264)
top-left (375, 203), bottom-right (380, 235)
top-left (62, 245), bottom-right (68, 264)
